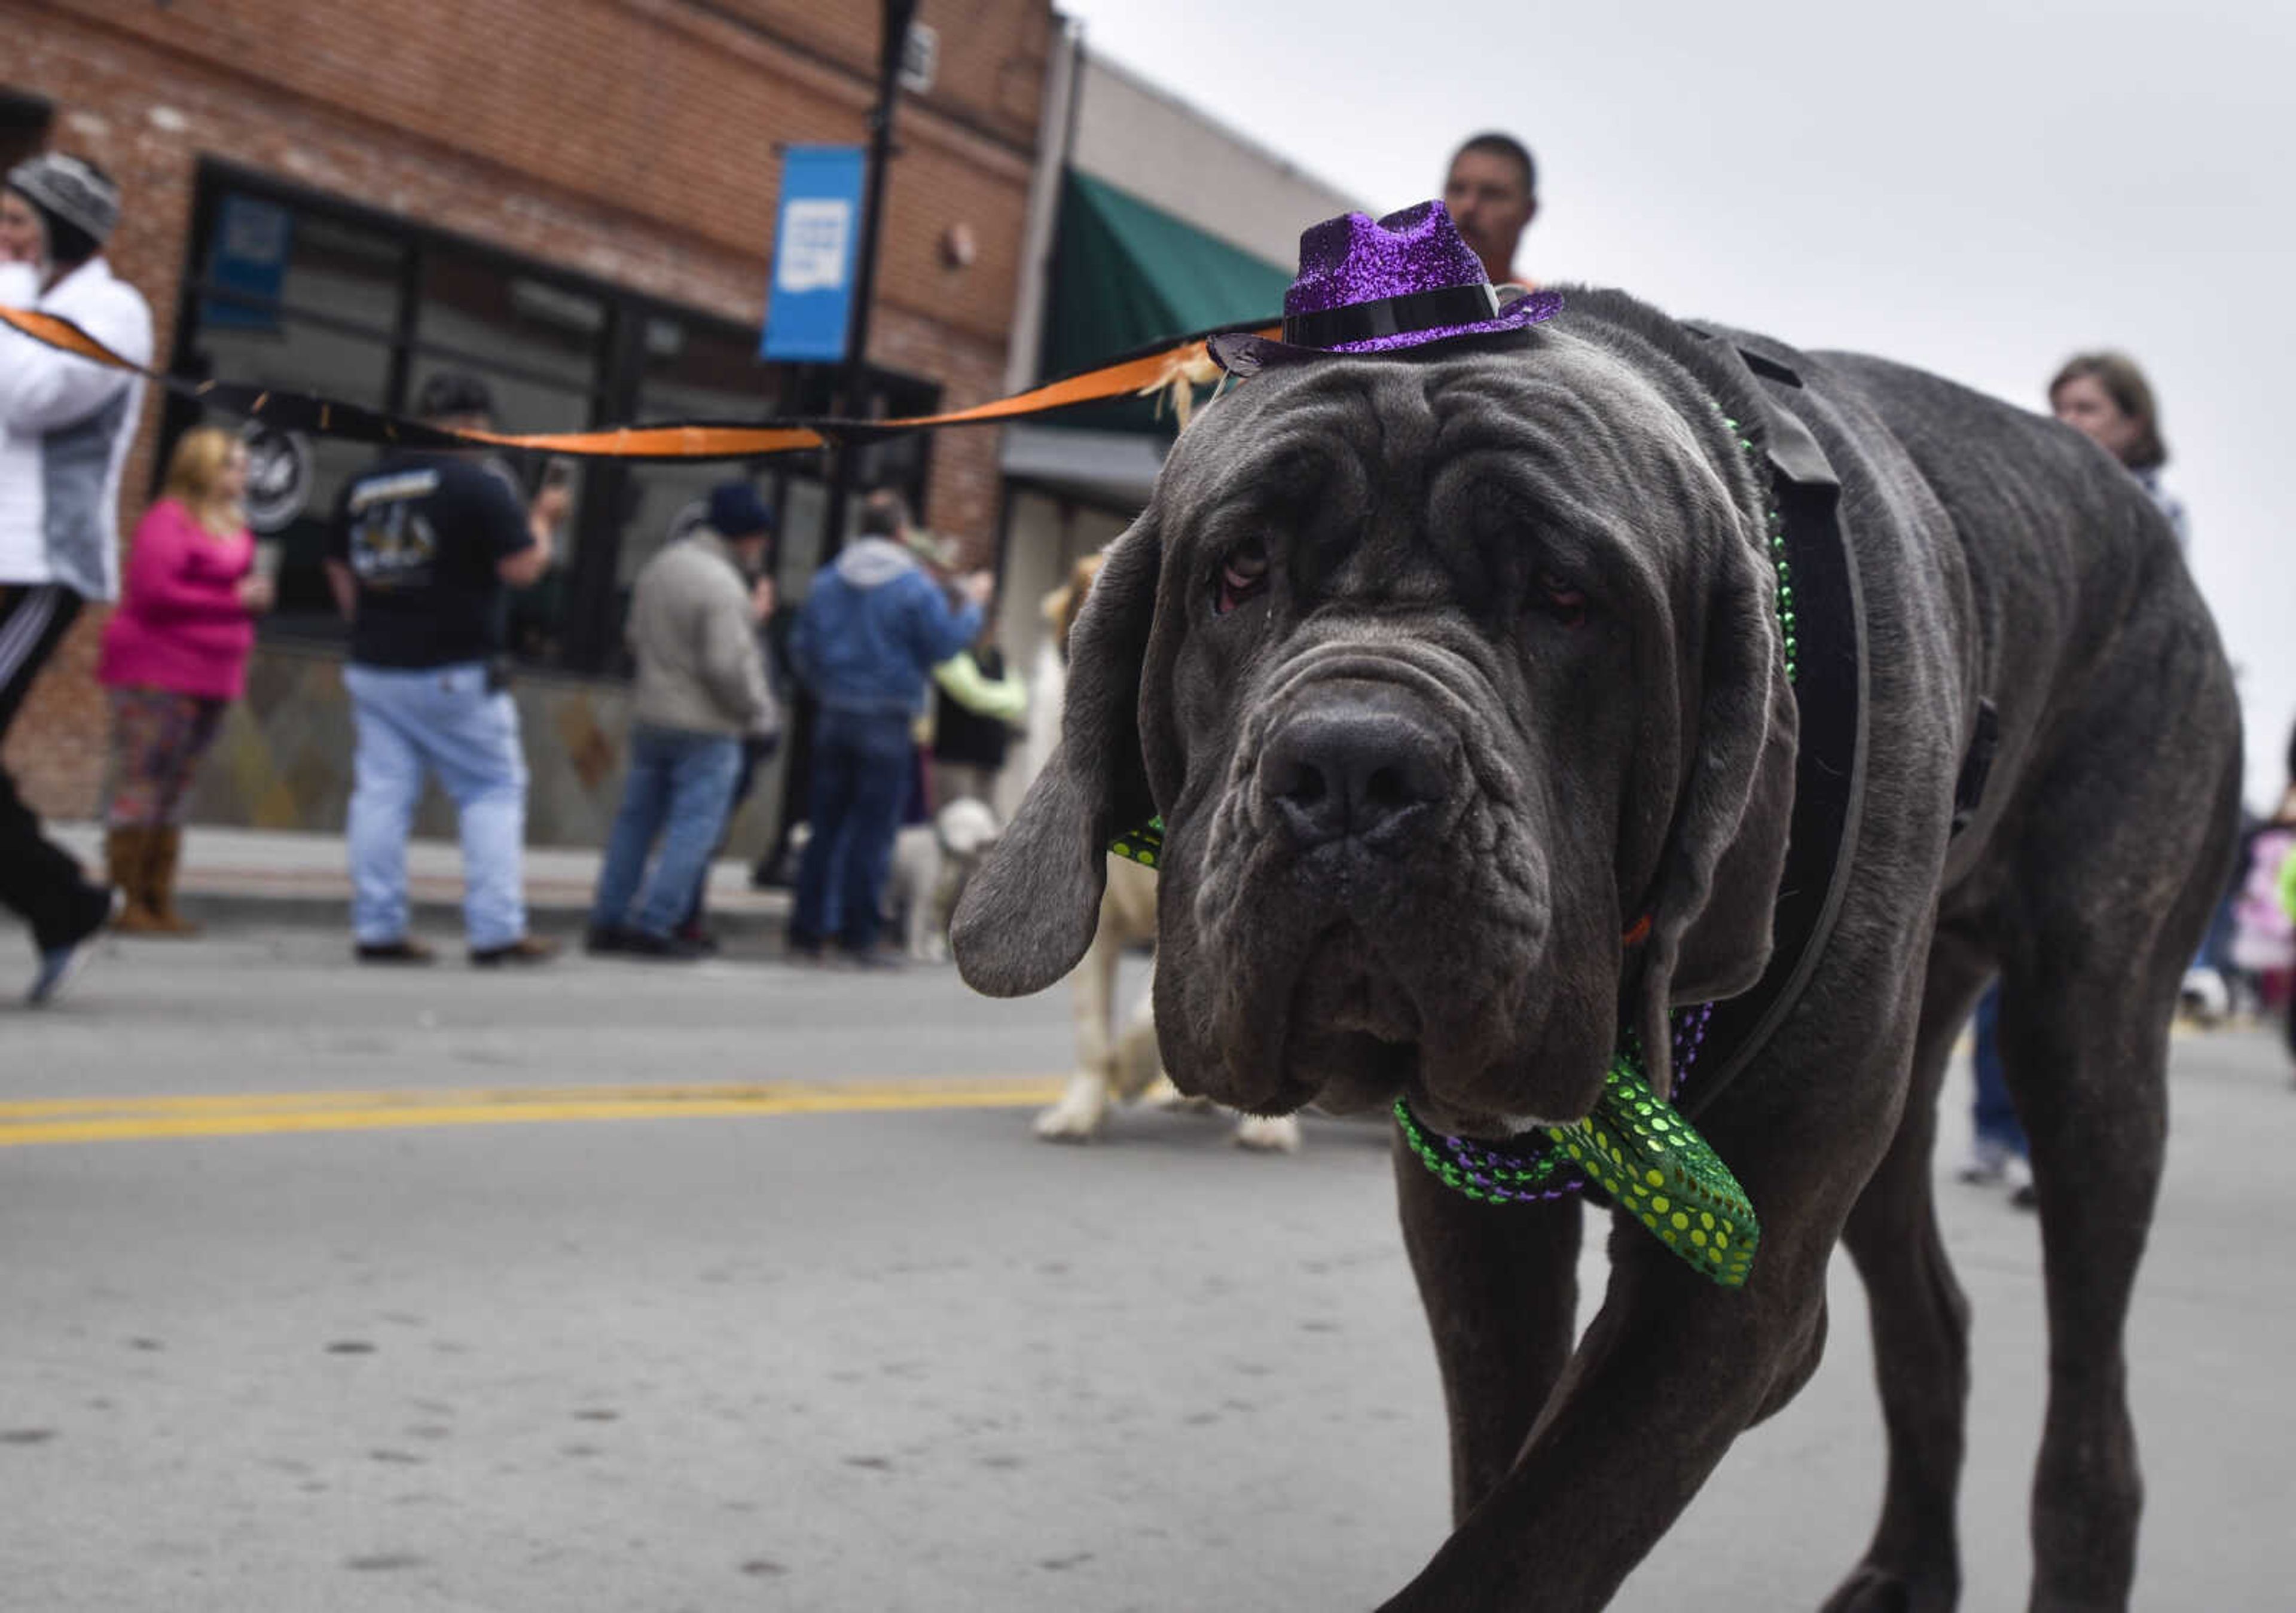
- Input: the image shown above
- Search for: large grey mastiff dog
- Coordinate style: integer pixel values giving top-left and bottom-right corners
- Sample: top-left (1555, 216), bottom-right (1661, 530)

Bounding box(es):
top-left (953, 203), bottom-right (2239, 1610)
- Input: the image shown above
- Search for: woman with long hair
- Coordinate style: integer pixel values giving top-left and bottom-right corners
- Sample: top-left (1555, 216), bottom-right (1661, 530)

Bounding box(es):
top-left (94, 424), bottom-right (273, 933)
top-left (2048, 350), bottom-right (2189, 544)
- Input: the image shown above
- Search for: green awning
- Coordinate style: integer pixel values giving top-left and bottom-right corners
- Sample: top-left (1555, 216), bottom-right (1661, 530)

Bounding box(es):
top-left (1040, 170), bottom-right (1290, 436)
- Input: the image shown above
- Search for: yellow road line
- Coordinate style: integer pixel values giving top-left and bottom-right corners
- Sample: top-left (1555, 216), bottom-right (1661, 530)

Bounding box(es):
top-left (0, 1078), bottom-right (1066, 1148)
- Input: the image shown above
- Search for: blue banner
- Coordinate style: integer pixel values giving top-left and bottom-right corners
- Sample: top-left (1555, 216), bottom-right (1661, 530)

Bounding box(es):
top-left (761, 146), bottom-right (866, 363)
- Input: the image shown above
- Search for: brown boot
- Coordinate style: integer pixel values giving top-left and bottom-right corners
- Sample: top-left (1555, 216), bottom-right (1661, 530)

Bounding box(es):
top-left (145, 826), bottom-right (201, 936)
top-left (105, 827), bottom-right (169, 934)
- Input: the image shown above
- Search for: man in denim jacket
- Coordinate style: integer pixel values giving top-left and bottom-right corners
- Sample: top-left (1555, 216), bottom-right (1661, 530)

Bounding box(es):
top-left (787, 490), bottom-right (988, 961)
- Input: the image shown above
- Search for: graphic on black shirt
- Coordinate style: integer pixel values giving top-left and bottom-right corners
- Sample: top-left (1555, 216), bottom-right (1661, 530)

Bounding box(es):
top-left (346, 469), bottom-right (443, 591)
top-left (328, 453), bottom-right (535, 670)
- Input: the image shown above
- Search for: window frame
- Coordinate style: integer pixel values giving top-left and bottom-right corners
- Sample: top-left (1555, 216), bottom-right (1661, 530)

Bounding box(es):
top-left (163, 159), bottom-right (939, 675)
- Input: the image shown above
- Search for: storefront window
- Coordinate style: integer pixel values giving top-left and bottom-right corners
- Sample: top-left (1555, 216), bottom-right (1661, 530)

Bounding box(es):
top-left (196, 197), bottom-right (403, 336)
top-left (416, 252), bottom-right (605, 393)
top-left (165, 163), bottom-right (941, 675)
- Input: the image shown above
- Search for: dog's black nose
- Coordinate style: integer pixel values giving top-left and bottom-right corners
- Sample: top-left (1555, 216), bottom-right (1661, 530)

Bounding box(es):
top-left (1261, 688), bottom-right (1451, 851)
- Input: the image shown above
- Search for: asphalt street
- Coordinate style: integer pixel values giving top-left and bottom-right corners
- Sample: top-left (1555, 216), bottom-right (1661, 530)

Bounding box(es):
top-left (3, 927), bottom-right (2291, 1611)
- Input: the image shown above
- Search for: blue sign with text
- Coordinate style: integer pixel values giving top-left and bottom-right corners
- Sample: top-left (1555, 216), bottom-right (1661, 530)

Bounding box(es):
top-left (761, 146), bottom-right (866, 363)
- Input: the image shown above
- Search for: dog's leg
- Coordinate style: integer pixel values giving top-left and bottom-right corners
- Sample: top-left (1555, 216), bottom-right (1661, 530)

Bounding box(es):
top-left (905, 857), bottom-right (937, 962)
top-left (1383, 1191), bottom-right (1846, 1610)
top-left (1132, 971), bottom-right (1209, 1111)
top-left (1382, 979), bottom-right (1927, 1613)
top-left (1111, 957), bottom-right (1167, 1102)
top-left (1992, 967), bottom-right (2163, 1612)
top-left (1993, 732), bottom-right (2236, 1612)
top-left (917, 857), bottom-right (960, 963)
top-left (1395, 1131), bottom-right (1584, 1523)
top-left (1034, 908), bottom-right (1124, 1142)
top-left (1992, 914), bottom-right (2202, 1611)
top-left (1820, 933), bottom-right (1993, 1613)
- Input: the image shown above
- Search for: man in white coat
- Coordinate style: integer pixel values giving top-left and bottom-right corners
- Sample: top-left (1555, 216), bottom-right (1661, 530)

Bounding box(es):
top-left (0, 152), bottom-right (152, 1004)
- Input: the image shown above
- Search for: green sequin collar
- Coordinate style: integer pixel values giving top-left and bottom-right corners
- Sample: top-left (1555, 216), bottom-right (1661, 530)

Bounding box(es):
top-left (1394, 1028), bottom-right (1759, 1289)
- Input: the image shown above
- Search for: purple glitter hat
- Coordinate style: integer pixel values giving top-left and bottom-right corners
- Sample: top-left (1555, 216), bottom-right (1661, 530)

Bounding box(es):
top-left (1206, 201), bottom-right (1562, 377)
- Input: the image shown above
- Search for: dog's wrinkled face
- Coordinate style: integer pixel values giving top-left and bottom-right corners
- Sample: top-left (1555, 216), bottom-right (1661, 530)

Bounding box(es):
top-left (956, 320), bottom-right (1796, 1139)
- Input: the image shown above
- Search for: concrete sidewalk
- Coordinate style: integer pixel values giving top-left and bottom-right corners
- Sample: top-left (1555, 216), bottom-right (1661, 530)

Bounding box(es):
top-left (46, 821), bottom-right (792, 938)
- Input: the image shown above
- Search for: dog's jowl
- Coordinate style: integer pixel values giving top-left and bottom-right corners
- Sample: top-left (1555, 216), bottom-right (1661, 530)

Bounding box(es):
top-left (954, 204), bottom-right (2239, 1612)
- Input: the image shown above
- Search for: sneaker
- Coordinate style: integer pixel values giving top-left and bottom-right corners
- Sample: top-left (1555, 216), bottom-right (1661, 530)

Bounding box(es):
top-left (469, 936), bottom-right (560, 967)
top-left (619, 928), bottom-right (708, 962)
top-left (2004, 1153), bottom-right (2037, 1210)
top-left (835, 943), bottom-right (903, 971)
top-left (26, 888), bottom-right (124, 1007)
top-left (673, 922), bottom-right (720, 957)
top-left (1956, 1138), bottom-right (2014, 1186)
top-left (585, 925), bottom-right (632, 955)
top-left (355, 937), bottom-right (438, 966)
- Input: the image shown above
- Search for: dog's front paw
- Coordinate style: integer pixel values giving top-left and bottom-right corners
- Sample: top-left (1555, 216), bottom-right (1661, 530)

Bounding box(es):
top-left (1033, 1076), bottom-right (1110, 1143)
top-left (1232, 1113), bottom-right (1302, 1153)
top-left (1818, 1560), bottom-right (1957, 1613)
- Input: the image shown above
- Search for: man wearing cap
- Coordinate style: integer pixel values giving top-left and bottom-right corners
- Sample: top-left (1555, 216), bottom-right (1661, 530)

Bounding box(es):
top-left (1441, 132), bottom-right (1538, 289)
top-left (0, 152), bottom-right (152, 1004)
top-left (322, 371), bottom-right (557, 966)
top-left (787, 488), bottom-right (991, 963)
top-left (587, 482), bottom-right (781, 961)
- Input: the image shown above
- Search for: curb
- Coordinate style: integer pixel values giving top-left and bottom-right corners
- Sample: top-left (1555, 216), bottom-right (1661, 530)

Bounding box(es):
top-left (170, 884), bottom-right (793, 939)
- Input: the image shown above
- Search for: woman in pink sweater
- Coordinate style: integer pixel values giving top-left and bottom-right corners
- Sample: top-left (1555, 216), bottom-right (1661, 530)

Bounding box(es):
top-left (96, 426), bottom-right (273, 933)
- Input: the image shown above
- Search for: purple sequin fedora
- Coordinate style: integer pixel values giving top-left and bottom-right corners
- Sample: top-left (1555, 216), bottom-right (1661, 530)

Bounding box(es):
top-left (1206, 200), bottom-right (1564, 377)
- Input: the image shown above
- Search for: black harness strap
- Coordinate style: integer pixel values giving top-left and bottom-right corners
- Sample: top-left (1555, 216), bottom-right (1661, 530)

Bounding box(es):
top-left (1671, 335), bottom-right (1870, 1119)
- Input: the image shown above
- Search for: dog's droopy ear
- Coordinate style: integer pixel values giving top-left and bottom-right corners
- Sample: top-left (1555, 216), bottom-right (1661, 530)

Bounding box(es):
top-left (952, 517), bottom-right (1162, 996)
top-left (1631, 523), bottom-right (1797, 1098)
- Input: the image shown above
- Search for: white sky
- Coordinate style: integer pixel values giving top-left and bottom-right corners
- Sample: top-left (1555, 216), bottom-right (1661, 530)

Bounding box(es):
top-left (1059, 0), bottom-right (2296, 807)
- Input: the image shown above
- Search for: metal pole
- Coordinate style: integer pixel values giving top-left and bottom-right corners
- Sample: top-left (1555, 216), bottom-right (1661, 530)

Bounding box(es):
top-left (822, 0), bottom-right (918, 554)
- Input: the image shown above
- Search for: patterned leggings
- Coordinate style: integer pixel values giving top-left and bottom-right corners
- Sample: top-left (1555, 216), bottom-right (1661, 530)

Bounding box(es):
top-left (104, 687), bottom-right (226, 828)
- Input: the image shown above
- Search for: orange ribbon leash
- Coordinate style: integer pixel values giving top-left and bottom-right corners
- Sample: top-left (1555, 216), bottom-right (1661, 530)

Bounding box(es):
top-left (0, 305), bottom-right (1278, 462)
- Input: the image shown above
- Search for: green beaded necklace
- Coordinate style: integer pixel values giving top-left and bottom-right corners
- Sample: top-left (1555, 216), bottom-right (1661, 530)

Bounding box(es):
top-left (1727, 408), bottom-right (1800, 684)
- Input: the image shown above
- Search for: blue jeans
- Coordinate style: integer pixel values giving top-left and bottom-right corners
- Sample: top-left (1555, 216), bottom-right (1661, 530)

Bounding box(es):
top-left (344, 661), bottom-right (529, 950)
top-left (792, 708), bottom-right (914, 952)
top-left (1971, 982), bottom-right (2027, 1156)
top-left (591, 724), bottom-right (742, 939)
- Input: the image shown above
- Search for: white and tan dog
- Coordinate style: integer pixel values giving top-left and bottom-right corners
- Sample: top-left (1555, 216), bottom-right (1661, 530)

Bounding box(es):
top-left (1028, 555), bottom-right (1299, 1152)
top-left (883, 796), bottom-right (1002, 963)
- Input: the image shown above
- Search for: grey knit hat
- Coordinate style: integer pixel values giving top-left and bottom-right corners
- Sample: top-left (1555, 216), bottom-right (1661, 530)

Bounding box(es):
top-left (6, 152), bottom-right (121, 250)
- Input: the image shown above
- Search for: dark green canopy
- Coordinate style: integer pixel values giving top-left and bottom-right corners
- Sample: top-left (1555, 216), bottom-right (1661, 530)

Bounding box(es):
top-left (1040, 170), bottom-right (1290, 436)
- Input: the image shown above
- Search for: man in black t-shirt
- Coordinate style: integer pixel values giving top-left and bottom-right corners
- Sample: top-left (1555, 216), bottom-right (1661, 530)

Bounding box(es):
top-left (323, 372), bottom-right (558, 966)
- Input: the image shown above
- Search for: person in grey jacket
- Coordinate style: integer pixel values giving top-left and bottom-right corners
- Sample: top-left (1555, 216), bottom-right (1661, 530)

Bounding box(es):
top-left (587, 483), bottom-right (780, 960)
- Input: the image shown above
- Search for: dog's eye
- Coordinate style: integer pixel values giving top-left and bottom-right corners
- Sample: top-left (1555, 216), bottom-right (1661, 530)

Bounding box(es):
top-left (1215, 539), bottom-right (1271, 616)
top-left (1538, 572), bottom-right (1589, 627)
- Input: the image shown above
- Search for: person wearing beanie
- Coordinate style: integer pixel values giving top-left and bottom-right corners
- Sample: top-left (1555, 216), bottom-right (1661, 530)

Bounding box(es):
top-left (0, 151), bottom-right (154, 1004)
top-left (587, 482), bottom-right (781, 960)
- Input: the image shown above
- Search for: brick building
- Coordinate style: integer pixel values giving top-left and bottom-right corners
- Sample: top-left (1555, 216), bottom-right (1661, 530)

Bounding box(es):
top-left (7, 0), bottom-right (1055, 845)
